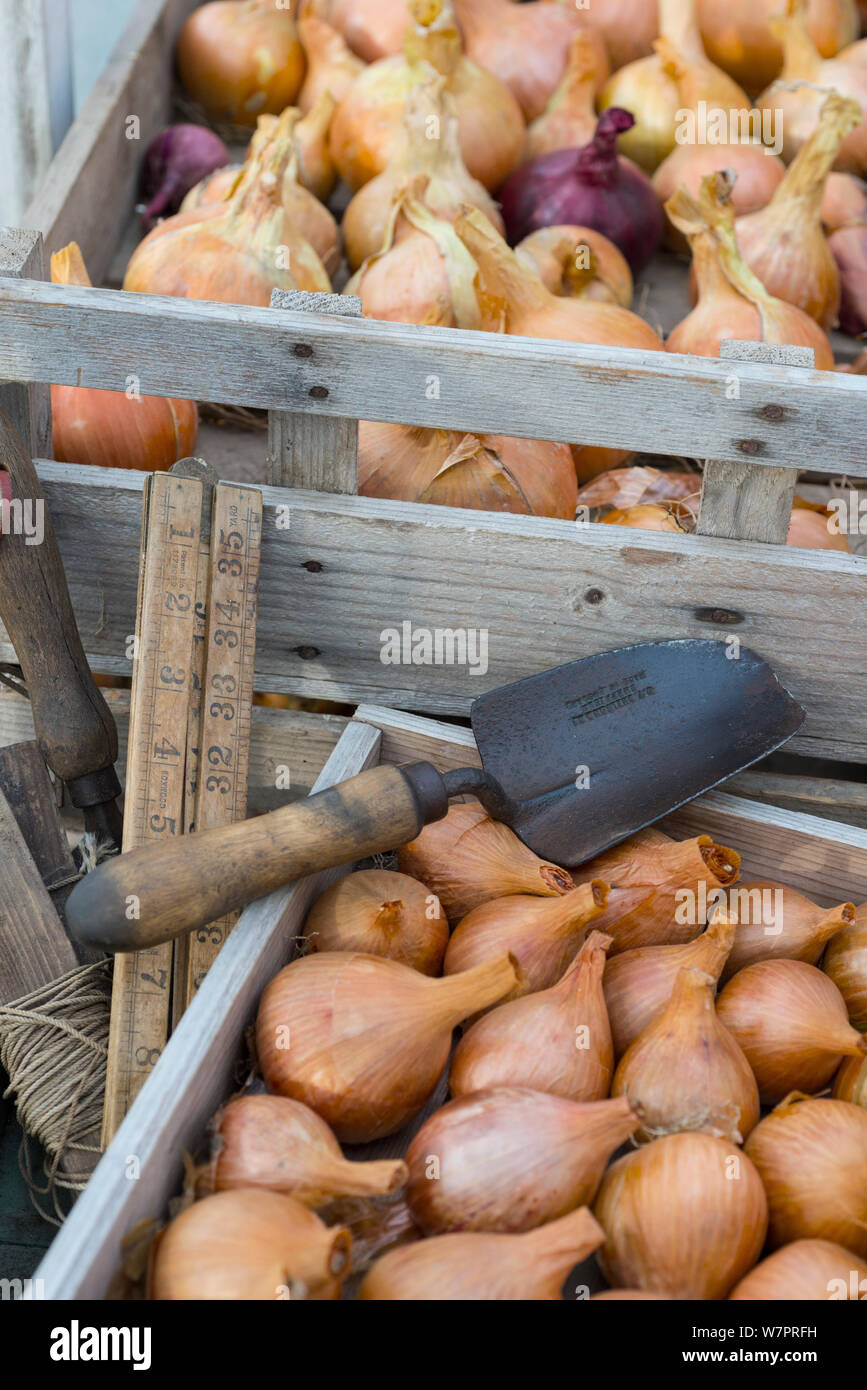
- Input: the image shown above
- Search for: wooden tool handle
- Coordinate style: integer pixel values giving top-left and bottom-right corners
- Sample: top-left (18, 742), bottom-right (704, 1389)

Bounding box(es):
top-left (0, 410), bottom-right (118, 781)
top-left (66, 762), bottom-right (448, 952)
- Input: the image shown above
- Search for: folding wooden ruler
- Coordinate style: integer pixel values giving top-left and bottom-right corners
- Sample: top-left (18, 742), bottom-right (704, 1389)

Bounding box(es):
top-left (102, 467), bottom-right (262, 1143)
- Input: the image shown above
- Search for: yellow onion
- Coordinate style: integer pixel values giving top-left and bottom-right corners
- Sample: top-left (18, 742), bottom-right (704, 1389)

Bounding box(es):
top-left (591, 1289), bottom-right (673, 1300)
top-left (329, 0), bottom-right (525, 191)
top-left (358, 421), bottom-right (578, 519)
top-left (788, 498), bottom-right (852, 550)
top-left (824, 906), bottom-right (867, 1028)
top-left (176, 0), bottom-right (305, 126)
top-left (406, 1088), bottom-right (639, 1233)
top-left (601, 0), bottom-right (750, 173)
top-left (452, 0), bottom-right (609, 121)
top-left (516, 226), bottom-right (634, 307)
top-left (524, 32), bottom-right (601, 162)
top-left (443, 880), bottom-right (610, 999)
top-left (150, 1189), bottom-right (350, 1300)
top-left (594, 1131), bottom-right (769, 1298)
top-left (602, 503), bottom-right (687, 531)
top-left (734, 94), bottom-right (861, 329)
top-left (49, 244), bottom-right (198, 470)
top-left (720, 881), bottom-right (855, 980)
top-left (323, 0), bottom-right (412, 61)
top-left (757, 0), bottom-right (867, 172)
top-left (654, 141), bottom-right (786, 253)
top-left (297, 9), bottom-right (365, 113)
top-left (125, 120), bottom-right (331, 303)
top-left (612, 966), bottom-right (760, 1143)
top-left (717, 959), bottom-right (867, 1104)
top-left (203, 1094), bottom-right (408, 1202)
top-left (397, 798), bottom-right (575, 924)
top-left (303, 868), bottom-right (448, 974)
top-left (450, 931), bottom-right (615, 1101)
top-left (577, 465), bottom-right (703, 514)
top-left (604, 914), bottom-right (735, 1059)
top-left (833, 1053), bottom-right (867, 1104)
top-left (821, 169), bottom-right (867, 227)
top-left (342, 78), bottom-right (504, 271)
top-left (665, 174), bottom-right (836, 367)
top-left (580, 0), bottom-right (660, 71)
top-left (360, 1206), bottom-right (605, 1300)
top-left (729, 1238), bottom-right (867, 1299)
top-left (256, 950), bottom-right (518, 1142)
top-left (292, 92), bottom-right (339, 201)
top-left (699, 0), bottom-right (858, 94)
top-left (745, 1094), bottom-right (867, 1256)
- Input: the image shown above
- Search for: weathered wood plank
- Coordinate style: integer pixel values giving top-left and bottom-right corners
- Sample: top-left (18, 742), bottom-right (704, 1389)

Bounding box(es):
top-left (32, 719), bottom-right (382, 1300)
top-left (1, 463), bottom-right (864, 762)
top-left (1, 278), bottom-right (866, 470)
top-left (268, 291), bottom-right (361, 492)
top-left (0, 740), bottom-right (75, 889)
top-left (697, 343), bottom-right (809, 544)
top-left (724, 769), bottom-right (867, 832)
top-left (0, 786), bottom-right (77, 1003)
top-left (0, 230), bottom-right (51, 456)
top-left (20, 0), bottom-right (198, 284)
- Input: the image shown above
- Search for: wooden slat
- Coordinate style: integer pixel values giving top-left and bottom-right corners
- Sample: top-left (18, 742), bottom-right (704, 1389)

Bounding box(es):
top-left (0, 740), bottom-right (75, 890)
top-left (2, 463), bottom-right (865, 762)
top-left (1, 278), bottom-right (867, 470)
top-left (724, 770), bottom-right (867, 832)
top-left (31, 719), bottom-right (382, 1300)
top-left (0, 786), bottom-right (77, 1003)
top-left (20, 0), bottom-right (198, 284)
top-left (697, 343), bottom-right (810, 544)
top-left (267, 291), bottom-right (361, 492)
top-left (0, 230), bottom-right (51, 456)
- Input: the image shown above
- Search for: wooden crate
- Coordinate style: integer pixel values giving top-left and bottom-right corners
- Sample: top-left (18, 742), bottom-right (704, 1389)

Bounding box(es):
top-left (27, 704), bottom-right (867, 1299)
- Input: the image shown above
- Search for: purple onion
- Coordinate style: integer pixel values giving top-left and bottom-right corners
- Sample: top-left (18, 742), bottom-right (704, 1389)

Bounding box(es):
top-left (498, 109), bottom-right (665, 276)
top-left (139, 124), bottom-right (230, 232)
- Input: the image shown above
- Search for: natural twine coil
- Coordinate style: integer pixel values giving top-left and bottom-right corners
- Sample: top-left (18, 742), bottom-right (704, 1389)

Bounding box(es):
top-left (0, 959), bottom-right (112, 1224)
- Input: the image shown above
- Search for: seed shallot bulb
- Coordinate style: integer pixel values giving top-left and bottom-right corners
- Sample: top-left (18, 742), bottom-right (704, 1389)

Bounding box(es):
top-left (516, 226), bottom-right (634, 308)
top-left (602, 504), bottom-right (687, 532)
top-left (329, 0), bottom-right (525, 192)
top-left (594, 1132), bottom-right (769, 1299)
top-left (821, 171), bottom-right (867, 229)
top-left (720, 881), bottom-right (855, 981)
top-left (745, 1095), bottom-right (867, 1256)
top-left (49, 244), bottom-right (199, 470)
top-left (297, 10), bottom-right (365, 114)
top-left (823, 905), bottom-right (867, 1029)
top-left (729, 1239), bottom-right (867, 1301)
top-left (581, 0), bottom-right (659, 71)
top-left (653, 142), bottom-right (786, 253)
top-left (604, 914), bottom-right (735, 1058)
top-left (322, 0), bottom-right (412, 61)
top-left (665, 174), bottom-right (836, 368)
top-left (176, 0), bottom-right (305, 126)
top-left (406, 1088), bottom-right (639, 1233)
top-left (360, 1206), bottom-right (605, 1300)
top-left (303, 869), bottom-right (447, 974)
top-left (612, 967), bottom-right (760, 1144)
top-left (150, 1190), bottom-right (351, 1300)
top-left (523, 32), bottom-right (601, 162)
top-left (443, 880), bottom-right (610, 1000)
top-left (256, 950), bottom-right (519, 1142)
top-left (698, 0), bottom-right (858, 94)
top-left (342, 79), bottom-right (504, 272)
top-left (203, 1095), bottom-right (408, 1203)
top-left (450, 931), bottom-right (615, 1101)
top-left (397, 798), bottom-right (575, 924)
top-left (833, 1053), bottom-right (867, 1106)
top-left (358, 422), bottom-right (579, 520)
top-left (734, 93), bottom-right (862, 329)
top-left (717, 959), bottom-right (867, 1104)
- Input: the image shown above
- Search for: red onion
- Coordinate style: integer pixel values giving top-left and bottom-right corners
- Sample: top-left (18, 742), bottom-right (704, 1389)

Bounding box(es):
top-left (498, 109), bottom-right (665, 276)
top-left (140, 124), bottom-right (229, 232)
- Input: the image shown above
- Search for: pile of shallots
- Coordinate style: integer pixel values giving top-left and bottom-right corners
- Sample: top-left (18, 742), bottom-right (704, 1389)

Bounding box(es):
top-left (149, 800), bottom-right (867, 1301)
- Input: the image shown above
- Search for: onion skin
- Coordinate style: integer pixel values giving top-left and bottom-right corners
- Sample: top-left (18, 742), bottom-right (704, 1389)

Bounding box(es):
top-left (823, 907), bottom-right (867, 1029)
top-left (524, 32), bottom-right (600, 162)
top-left (176, 0), bottom-right (305, 126)
top-left (717, 959), bottom-right (867, 1105)
top-left (612, 966), bottom-right (760, 1144)
top-left (604, 915), bottom-right (735, 1058)
top-left (516, 226), bottom-right (634, 307)
top-left (324, 0), bottom-right (413, 62)
top-left (821, 170), bottom-right (867, 229)
top-left (591, 1289), bottom-right (673, 1300)
top-left (397, 798), bottom-right (575, 924)
top-left (745, 1095), bottom-right (867, 1256)
top-left (360, 1205), bottom-right (605, 1300)
top-left (297, 12), bottom-right (365, 114)
top-left (139, 124), bottom-right (229, 231)
top-left (729, 1238), bottom-right (867, 1300)
top-left (833, 1052), bottom-right (867, 1105)
top-left (204, 1095), bottom-right (408, 1203)
top-left (406, 1088), bottom-right (640, 1233)
top-left (449, 931), bottom-right (614, 1101)
top-left (594, 1132), bottom-right (769, 1299)
top-left (443, 880), bottom-right (610, 1000)
top-left (581, 0), bottom-right (660, 71)
top-left (256, 950), bottom-right (519, 1143)
top-left (787, 503), bottom-right (852, 551)
top-left (830, 223), bottom-right (867, 333)
top-left (150, 1189), bottom-right (351, 1300)
top-left (358, 421), bottom-right (579, 520)
top-left (304, 869), bottom-right (448, 974)
top-left (654, 142), bottom-right (786, 254)
top-left (602, 503), bottom-right (687, 531)
top-left (698, 0), bottom-right (859, 95)
top-left (721, 881), bottom-right (855, 981)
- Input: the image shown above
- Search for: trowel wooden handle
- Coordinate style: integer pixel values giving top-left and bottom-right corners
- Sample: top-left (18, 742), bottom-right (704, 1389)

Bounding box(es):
top-left (0, 410), bottom-right (118, 781)
top-left (65, 762), bottom-right (449, 952)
